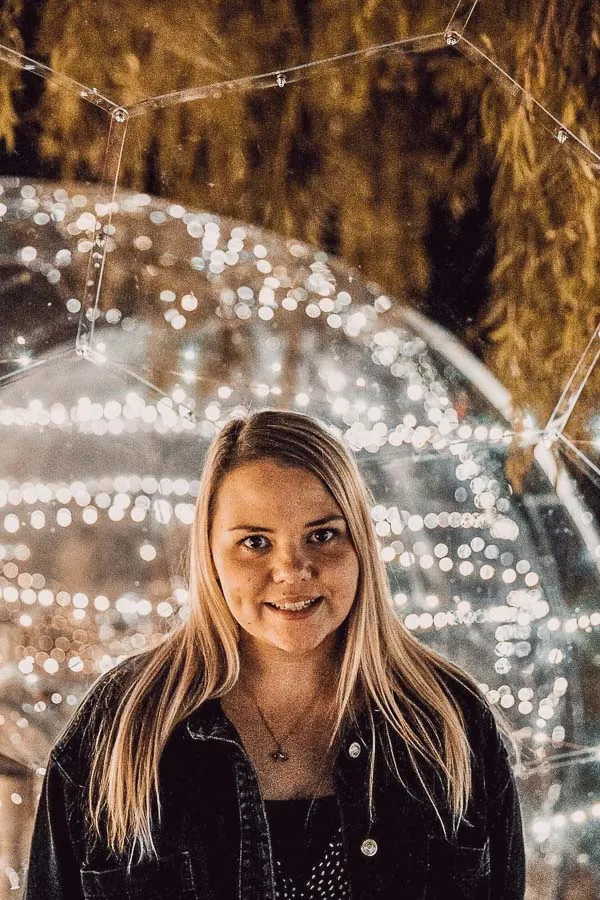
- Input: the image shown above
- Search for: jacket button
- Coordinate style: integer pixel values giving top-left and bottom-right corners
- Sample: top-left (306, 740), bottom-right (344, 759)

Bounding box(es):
top-left (361, 838), bottom-right (378, 856)
top-left (348, 741), bottom-right (361, 758)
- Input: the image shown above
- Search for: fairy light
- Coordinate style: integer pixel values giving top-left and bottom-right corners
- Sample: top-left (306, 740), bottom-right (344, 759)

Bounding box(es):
top-left (533, 800), bottom-right (600, 842)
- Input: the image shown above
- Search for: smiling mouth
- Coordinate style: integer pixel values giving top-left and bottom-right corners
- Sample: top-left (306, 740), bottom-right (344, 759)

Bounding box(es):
top-left (266, 596), bottom-right (324, 611)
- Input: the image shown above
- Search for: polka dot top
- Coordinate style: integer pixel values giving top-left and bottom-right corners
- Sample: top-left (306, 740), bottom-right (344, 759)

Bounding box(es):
top-left (264, 795), bottom-right (352, 899)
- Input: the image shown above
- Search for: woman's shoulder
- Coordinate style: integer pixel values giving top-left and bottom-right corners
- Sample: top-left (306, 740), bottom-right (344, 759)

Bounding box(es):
top-left (379, 656), bottom-right (506, 758)
top-left (431, 661), bottom-right (517, 785)
top-left (432, 663), bottom-right (489, 719)
top-left (50, 652), bottom-right (149, 787)
top-left (427, 661), bottom-right (512, 753)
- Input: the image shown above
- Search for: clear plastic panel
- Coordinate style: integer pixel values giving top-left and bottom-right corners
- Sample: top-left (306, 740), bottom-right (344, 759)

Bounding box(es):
top-left (358, 435), bottom-right (599, 779)
top-left (448, 26), bottom-right (600, 171)
top-left (0, 51), bottom-right (119, 386)
top-left (526, 441), bottom-right (600, 889)
top-left (459, 1), bottom-right (600, 162)
top-left (85, 47), bottom-right (500, 392)
top-left (0, 352), bottom-right (197, 888)
top-left (0, 1), bottom-right (468, 107)
top-left (85, 44), bottom-right (599, 454)
top-left (550, 338), bottom-right (600, 489)
top-left (79, 179), bottom-right (516, 446)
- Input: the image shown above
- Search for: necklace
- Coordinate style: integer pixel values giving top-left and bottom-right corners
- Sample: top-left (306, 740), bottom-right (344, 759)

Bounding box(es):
top-left (239, 680), bottom-right (335, 764)
top-left (237, 681), bottom-right (343, 832)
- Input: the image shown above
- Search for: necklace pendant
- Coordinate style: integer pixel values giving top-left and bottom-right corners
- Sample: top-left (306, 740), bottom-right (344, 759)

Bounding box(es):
top-left (271, 748), bottom-right (289, 762)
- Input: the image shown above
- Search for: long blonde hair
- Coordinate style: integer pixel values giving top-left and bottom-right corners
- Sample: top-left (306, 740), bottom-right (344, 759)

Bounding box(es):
top-left (86, 408), bottom-right (502, 864)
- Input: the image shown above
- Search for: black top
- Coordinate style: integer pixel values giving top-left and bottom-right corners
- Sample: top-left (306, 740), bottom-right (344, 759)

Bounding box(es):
top-left (264, 794), bottom-right (352, 898)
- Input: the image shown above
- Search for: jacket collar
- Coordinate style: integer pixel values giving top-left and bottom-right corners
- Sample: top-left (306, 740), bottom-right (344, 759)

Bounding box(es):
top-left (186, 697), bottom-right (236, 741)
top-left (184, 695), bottom-right (376, 750)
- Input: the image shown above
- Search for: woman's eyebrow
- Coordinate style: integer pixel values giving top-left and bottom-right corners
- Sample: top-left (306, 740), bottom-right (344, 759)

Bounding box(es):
top-left (228, 515), bottom-right (346, 532)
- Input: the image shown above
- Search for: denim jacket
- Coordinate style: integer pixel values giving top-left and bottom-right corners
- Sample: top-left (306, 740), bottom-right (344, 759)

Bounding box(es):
top-left (24, 656), bottom-right (526, 900)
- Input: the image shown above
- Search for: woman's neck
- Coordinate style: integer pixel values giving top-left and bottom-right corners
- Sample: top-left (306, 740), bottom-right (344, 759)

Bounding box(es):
top-left (237, 637), bottom-right (341, 709)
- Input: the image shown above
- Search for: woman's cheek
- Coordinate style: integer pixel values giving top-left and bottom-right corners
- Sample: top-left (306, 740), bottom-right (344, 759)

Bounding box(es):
top-left (329, 543), bottom-right (358, 565)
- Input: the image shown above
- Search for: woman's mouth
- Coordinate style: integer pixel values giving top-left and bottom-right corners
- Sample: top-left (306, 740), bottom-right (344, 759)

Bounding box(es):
top-left (265, 596), bottom-right (325, 618)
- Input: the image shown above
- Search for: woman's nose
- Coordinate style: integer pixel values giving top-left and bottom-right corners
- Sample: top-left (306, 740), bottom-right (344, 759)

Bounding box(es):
top-left (271, 545), bottom-right (315, 582)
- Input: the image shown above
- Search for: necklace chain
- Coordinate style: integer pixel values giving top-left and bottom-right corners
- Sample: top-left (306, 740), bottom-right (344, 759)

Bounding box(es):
top-left (236, 680), bottom-right (343, 831)
top-left (239, 680), bottom-right (335, 763)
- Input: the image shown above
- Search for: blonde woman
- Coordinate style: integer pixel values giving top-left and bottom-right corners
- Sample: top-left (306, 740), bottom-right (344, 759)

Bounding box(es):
top-left (25, 409), bottom-right (525, 899)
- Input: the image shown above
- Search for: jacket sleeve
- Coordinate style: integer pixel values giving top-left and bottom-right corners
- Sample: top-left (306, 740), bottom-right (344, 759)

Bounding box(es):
top-left (23, 756), bottom-right (85, 900)
top-left (487, 735), bottom-right (526, 900)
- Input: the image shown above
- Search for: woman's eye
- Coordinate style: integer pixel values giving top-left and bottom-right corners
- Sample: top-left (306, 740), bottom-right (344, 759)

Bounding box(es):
top-left (240, 528), bottom-right (339, 551)
top-left (241, 535), bottom-right (269, 551)
top-left (310, 528), bottom-right (339, 543)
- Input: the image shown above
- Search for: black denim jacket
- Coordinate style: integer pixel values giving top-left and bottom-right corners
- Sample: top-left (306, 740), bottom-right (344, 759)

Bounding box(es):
top-left (24, 657), bottom-right (526, 900)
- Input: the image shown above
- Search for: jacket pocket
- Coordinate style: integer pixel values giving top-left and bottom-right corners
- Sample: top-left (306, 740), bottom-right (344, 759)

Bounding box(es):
top-left (80, 849), bottom-right (198, 900)
top-left (425, 836), bottom-right (490, 899)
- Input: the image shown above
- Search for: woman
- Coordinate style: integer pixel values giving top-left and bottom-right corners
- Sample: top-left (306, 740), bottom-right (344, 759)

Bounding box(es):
top-left (25, 408), bottom-right (526, 899)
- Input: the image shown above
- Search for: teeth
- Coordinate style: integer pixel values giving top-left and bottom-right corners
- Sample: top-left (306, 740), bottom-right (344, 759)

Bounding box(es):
top-left (271, 597), bottom-right (321, 611)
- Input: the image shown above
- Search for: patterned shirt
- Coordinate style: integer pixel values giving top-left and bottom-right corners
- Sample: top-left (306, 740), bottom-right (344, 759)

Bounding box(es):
top-left (264, 794), bottom-right (352, 899)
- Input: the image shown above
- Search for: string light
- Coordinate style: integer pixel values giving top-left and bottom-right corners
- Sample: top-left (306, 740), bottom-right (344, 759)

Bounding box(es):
top-left (533, 801), bottom-right (600, 842)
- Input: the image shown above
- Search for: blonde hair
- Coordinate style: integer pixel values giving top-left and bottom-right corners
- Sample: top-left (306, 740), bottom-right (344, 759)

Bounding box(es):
top-left (86, 408), bottom-right (505, 864)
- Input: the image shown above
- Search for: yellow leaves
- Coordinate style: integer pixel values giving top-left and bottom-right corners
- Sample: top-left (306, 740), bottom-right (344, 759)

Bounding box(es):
top-left (0, 79), bottom-right (18, 152)
top-left (508, 107), bottom-right (538, 181)
top-left (479, 0), bottom-right (600, 443)
top-left (479, 33), bottom-right (495, 57)
top-left (0, 0), bottom-right (23, 152)
top-left (123, 53), bottom-right (141, 78)
top-left (0, 0), bottom-right (24, 51)
top-left (581, 207), bottom-right (598, 252)
top-left (504, 444), bottom-right (536, 498)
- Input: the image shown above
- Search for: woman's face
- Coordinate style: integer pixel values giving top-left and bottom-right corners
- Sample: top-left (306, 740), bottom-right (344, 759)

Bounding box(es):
top-left (209, 459), bottom-right (360, 656)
